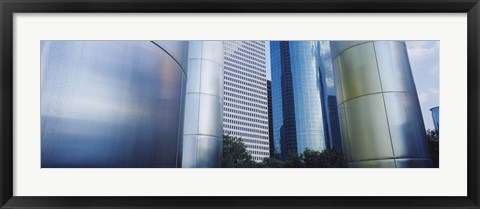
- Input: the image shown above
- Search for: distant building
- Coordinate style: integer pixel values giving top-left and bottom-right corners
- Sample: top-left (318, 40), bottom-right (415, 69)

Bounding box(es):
top-left (430, 106), bottom-right (439, 131)
top-left (267, 80), bottom-right (274, 157)
top-left (223, 41), bottom-right (270, 162)
top-left (317, 41), bottom-right (343, 152)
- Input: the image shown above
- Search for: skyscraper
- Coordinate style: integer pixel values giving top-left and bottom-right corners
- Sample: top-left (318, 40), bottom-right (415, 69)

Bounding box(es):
top-left (267, 80), bottom-right (274, 157)
top-left (317, 41), bottom-right (343, 152)
top-left (270, 41), bottom-right (327, 159)
top-left (430, 106), bottom-right (439, 131)
top-left (223, 41), bottom-right (270, 162)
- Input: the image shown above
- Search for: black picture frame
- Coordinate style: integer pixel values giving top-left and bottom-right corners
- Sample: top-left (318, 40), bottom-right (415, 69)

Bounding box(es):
top-left (1, 0), bottom-right (479, 208)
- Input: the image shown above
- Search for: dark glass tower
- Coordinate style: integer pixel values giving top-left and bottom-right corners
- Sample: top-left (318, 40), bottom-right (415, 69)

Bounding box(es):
top-left (317, 41), bottom-right (343, 152)
top-left (430, 106), bottom-right (439, 131)
top-left (270, 41), bottom-right (327, 159)
top-left (267, 80), bottom-right (274, 157)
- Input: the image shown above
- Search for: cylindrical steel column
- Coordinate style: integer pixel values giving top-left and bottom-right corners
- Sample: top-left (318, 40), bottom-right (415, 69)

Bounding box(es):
top-left (182, 41), bottom-right (224, 168)
top-left (331, 41), bottom-right (432, 168)
top-left (41, 41), bottom-right (188, 168)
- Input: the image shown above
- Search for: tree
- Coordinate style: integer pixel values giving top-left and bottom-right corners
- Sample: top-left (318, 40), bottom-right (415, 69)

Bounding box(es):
top-left (222, 134), bottom-right (256, 168)
top-left (221, 134), bottom-right (348, 168)
top-left (303, 148), bottom-right (322, 168)
top-left (426, 129), bottom-right (439, 168)
top-left (260, 157), bottom-right (286, 168)
top-left (303, 148), bottom-right (347, 168)
top-left (319, 148), bottom-right (347, 168)
top-left (285, 152), bottom-right (304, 168)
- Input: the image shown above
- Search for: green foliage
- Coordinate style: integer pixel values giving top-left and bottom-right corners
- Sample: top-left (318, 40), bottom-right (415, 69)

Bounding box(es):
top-left (426, 129), bottom-right (439, 168)
top-left (222, 134), bottom-right (256, 168)
top-left (261, 148), bottom-right (347, 168)
top-left (222, 134), bottom-right (348, 168)
top-left (259, 157), bottom-right (285, 168)
top-left (303, 149), bottom-right (322, 168)
top-left (303, 148), bottom-right (347, 168)
top-left (285, 152), bottom-right (304, 168)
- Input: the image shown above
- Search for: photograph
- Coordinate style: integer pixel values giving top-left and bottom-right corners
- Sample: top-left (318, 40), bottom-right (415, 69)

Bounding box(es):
top-left (40, 40), bottom-right (439, 168)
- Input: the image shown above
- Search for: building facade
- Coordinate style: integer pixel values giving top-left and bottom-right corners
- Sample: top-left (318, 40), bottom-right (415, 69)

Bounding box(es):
top-left (223, 41), bottom-right (270, 162)
top-left (430, 106), bottom-right (439, 131)
top-left (331, 41), bottom-right (432, 168)
top-left (317, 41), bottom-right (343, 152)
top-left (41, 41), bottom-right (188, 168)
top-left (267, 80), bottom-right (275, 157)
top-left (270, 41), bottom-right (327, 159)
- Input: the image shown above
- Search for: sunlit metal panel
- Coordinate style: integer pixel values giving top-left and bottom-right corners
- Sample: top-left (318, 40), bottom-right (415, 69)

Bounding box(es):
top-left (331, 41), bottom-right (432, 168)
top-left (182, 41), bottom-right (224, 168)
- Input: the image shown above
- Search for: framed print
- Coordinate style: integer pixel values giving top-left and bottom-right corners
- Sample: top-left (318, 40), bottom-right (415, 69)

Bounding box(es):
top-left (1, 0), bottom-right (479, 208)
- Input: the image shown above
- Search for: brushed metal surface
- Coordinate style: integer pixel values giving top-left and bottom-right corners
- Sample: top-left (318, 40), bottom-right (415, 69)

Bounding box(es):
top-left (41, 41), bottom-right (188, 168)
top-left (182, 41), bottom-right (224, 168)
top-left (336, 42), bottom-right (382, 102)
top-left (331, 41), bottom-right (432, 168)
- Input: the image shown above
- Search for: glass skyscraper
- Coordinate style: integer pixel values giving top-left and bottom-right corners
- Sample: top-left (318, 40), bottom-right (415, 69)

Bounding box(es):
top-left (267, 80), bottom-right (274, 157)
top-left (317, 41), bottom-right (343, 152)
top-left (223, 41), bottom-right (270, 162)
top-left (430, 106), bottom-right (439, 131)
top-left (270, 41), bottom-right (327, 159)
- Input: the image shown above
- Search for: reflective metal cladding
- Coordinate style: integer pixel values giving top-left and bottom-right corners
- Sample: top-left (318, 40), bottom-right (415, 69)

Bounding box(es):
top-left (41, 41), bottom-right (188, 168)
top-left (182, 41), bottom-right (224, 168)
top-left (331, 41), bottom-right (432, 168)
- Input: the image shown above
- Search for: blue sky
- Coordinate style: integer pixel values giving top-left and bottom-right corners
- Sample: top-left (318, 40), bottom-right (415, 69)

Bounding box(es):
top-left (265, 41), bottom-right (439, 130)
top-left (406, 41), bottom-right (439, 130)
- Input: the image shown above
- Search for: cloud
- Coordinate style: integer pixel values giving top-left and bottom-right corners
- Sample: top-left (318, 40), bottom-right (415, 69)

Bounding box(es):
top-left (326, 77), bottom-right (335, 88)
top-left (406, 41), bottom-right (439, 130)
top-left (418, 87), bottom-right (439, 103)
top-left (406, 41), bottom-right (440, 75)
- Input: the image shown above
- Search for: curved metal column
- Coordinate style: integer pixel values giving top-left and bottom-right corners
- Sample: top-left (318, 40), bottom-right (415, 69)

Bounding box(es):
top-left (182, 41), bottom-right (224, 168)
top-left (41, 41), bottom-right (188, 168)
top-left (331, 41), bottom-right (432, 168)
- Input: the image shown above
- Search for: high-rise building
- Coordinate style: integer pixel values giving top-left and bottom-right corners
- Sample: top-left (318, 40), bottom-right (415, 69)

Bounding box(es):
top-left (331, 41), bottom-right (432, 168)
top-left (270, 41), bottom-right (327, 159)
top-left (430, 106), bottom-right (439, 131)
top-left (317, 41), bottom-right (343, 152)
top-left (267, 80), bottom-right (274, 157)
top-left (223, 41), bottom-right (270, 162)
